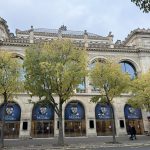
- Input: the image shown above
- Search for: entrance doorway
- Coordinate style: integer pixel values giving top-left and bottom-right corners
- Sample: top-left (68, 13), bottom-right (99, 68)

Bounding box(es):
top-left (95, 103), bottom-right (113, 136)
top-left (65, 101), bottom-right (86, 137)
top-left (124, 104), bottom-right (144, 135)
top-left (125, 119), bottom-right (144, 135)
top-left (0, 102), bottom-right (21, 139)
top-left (65, 120), bottom-right (86, 137)
top-left (4, 122), bottom-right (20, 138)
top-left (96, 120), bottom-right (112, 136)
top-left (31, 102), bottom-right (54, 138)
top-left (31, 121), bottom-right (54, 138)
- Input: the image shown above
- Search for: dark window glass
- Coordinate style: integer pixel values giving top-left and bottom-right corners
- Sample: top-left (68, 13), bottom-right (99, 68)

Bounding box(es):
top-left (23, 122), bottom-right (28, 130)
top-left (120, 62), bottom-right (136, 79)
top-left (57, 121), bottom-right (59, 129)
top-left (89, 120), bottom-right (94, 128)
top-left (120, 120), bottom-right (124, 128)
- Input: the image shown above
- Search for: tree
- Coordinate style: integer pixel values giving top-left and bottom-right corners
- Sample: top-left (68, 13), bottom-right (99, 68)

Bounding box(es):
top-left (128, 71), bottom-right (150, 112)
top-left (0, 51), bottom-right (23, 148)
top-left (24, 40), bottom-right (87, 146)
top-left (90, 61), bottom-right (130, 143)
top-left (131, 0), bottom-right (150, 13)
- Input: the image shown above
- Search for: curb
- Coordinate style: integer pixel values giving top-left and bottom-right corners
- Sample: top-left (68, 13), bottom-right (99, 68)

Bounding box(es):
top-left (3, 142), bottom-right (150, 150)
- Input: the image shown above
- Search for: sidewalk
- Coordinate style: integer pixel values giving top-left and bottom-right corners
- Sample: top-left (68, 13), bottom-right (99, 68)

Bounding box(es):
top-left (2, 135), bottom-right (150, 150)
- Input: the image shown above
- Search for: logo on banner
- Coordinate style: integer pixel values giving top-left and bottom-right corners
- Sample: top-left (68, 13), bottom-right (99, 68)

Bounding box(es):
top-left (98, 106), bottom-right (107, 116)
top-left (71, 106), bottom-right (78, 115)
top-left (0, 103), bottom-right (21, 121)
top-left (69, 106), bottom-right (80, 119)
top-left (39, 107), bottom-right (47, 115)
top-left (128, 107), bottom-right (136, 115)
top-left (6, 106), bottom-right (14, 115)
top-left (125, 105), bottom-right (142, 119)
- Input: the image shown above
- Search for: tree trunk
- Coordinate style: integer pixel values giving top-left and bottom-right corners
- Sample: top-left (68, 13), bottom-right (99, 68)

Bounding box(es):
top-left (0, 92), bottom-right (7, 148)
top-left (57, 100), bottom-right (64, 146)
top-left (111, 105), bottom-right (116, 143)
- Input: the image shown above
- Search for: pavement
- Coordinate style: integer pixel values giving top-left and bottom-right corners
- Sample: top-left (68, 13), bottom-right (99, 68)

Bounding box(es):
top-left (1, 135), bottom-right (150, 150)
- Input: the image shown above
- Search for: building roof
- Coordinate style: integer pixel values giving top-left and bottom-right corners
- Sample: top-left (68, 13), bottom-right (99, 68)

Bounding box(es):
top-left (33, 28), bottom-right (100, 37)
top-left (16, 25), bottom-right (109, 40)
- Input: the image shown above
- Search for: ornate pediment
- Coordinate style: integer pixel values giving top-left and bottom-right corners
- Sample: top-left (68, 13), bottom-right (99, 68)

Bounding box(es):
top-left (0, 17), bottom-right (10, 40)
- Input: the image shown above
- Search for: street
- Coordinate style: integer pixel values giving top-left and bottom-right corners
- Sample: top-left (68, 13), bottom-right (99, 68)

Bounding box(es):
top-left (88, 146), bottom-right (150, 150)
top-left (3, 145), bottom-right (150, 150)
top-left (2, 136), bottom-right (150, 150)
top-left (71, 146), bottom-right (150, 150)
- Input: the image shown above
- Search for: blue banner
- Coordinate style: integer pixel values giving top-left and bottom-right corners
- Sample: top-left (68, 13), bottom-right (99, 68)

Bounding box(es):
top-left (65, 102), bottom-right (85, 120)
top-left (0, 102), bottom-right (21, 121)
top-left (124, 105), bottom-right (142, 119)
top-left (32, 104), bottom-right (54, 120)
top-left (95, 103), bottom-right (112, 120)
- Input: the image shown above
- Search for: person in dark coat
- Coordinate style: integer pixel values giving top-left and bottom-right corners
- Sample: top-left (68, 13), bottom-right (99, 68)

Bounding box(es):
top-left (132, 126), bottom-right (137, 139)
top-left (128, 124), bottom-right (133, 140)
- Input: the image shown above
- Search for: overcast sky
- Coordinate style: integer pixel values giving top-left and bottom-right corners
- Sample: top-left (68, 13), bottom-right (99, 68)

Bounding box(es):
top-left (0, 0), bottom-right (150, 42)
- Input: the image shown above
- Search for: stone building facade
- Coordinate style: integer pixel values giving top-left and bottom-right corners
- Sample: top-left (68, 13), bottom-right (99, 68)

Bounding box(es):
top-left (0, 17), bottom-right (150, 138)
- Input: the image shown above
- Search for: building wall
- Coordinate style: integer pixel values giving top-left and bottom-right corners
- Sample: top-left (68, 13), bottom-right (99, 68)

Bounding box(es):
top-left (0, 19), bottom-right (150, 138)
top-left (1, 92), bottom-right (147, 138)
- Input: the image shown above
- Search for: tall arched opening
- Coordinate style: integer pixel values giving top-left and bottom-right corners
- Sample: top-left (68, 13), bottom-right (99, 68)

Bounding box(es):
top-left (65, 101), bottom-right (86, 137)
top-left (31, 102), bottom-right (54, 138)
top-left (89, 58), bottom-right (107, 92)
top-left (124, 104), bottom-right (144, 135)
top-left (120, 61), bottom-right (137, 79)
top-left (95, 103), bottom-right (113, 136)
top-left (0, 102), bottom-right (21, 138)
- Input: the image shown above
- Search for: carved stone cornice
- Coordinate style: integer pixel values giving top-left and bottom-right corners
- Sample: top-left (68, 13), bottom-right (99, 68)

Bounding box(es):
top-left (123, 28), bottom-right (150, 45)
top-left (86, 47), bottom-right (150, 53)
top-left (2, 41), bottom-right (30, 47)
top-left (2, 38), bottom-right (30, 47)
top-left (87, 47), bottom-right (137, 53)
top-left (1, 36), bottom-right (150, 53)
top-left (0, 17), bottom-right (10, 37)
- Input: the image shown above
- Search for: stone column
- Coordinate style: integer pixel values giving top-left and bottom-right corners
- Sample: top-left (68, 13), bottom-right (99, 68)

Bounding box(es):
top-left (19, 100), bottom-right (33, 139)
top-left (85, 76), bottom-right (92, 93)
top-left (29, 26), bottom-right (34, 43)
top-left (108, 32), bottom-right (114, 48)
top-left (84, 30), bottom-right (88, 48)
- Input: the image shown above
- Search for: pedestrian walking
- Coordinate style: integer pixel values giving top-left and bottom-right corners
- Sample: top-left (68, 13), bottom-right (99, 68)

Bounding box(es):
top-left (128, 124), bottom-right (133, 140)
top-left (132, 125), bottom-right (137, 140)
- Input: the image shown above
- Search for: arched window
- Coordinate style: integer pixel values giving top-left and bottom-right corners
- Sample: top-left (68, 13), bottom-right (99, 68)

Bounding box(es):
top-left (76, 78), bottom-right (86, 93)
top-left (89, 58), bottom-right (106, 69)
top-left (120, 61), bottom-right (136, 79)
top-left (14, 56), bottom-right (25, 81)
top-left (89, 58), bottom-right (106, 92)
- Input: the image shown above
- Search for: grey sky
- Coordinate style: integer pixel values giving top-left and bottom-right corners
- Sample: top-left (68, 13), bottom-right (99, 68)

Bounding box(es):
top-left (0, 0), bottom-right (150, 42)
